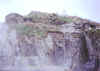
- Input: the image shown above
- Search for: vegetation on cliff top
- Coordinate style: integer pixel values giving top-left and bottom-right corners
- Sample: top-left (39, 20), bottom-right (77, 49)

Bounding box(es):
top-left (7, 11), bottom-right (73, 38)
top-left (6, 11), bottom-right (100, 39)
top-left (9, 23), bottom-right (61, 38)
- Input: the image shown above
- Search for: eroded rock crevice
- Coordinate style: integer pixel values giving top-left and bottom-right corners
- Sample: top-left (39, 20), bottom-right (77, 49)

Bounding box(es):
top-left (0, 12), bottom-right (100, 71)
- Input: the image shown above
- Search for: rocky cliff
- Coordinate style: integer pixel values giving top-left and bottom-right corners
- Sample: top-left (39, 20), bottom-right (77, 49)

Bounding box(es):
top-left (0, 11), bottom-right (100, 71)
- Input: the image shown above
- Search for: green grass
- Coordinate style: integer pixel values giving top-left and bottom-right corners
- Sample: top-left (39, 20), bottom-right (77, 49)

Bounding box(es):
top-left (9, 24), bottom-right (35, 36)
top-left (58, 16), bottom-right (73, 23)
top-left (8, 23), bottom-right (60, 38)
top-left (25, 11), bottom-right (49, 23)
top-left (26, 11), bottom-right (73, 24)
top-left (95, 29), bottom-right (100, 33)
top-left (7, 11), bottom-right (73, 38)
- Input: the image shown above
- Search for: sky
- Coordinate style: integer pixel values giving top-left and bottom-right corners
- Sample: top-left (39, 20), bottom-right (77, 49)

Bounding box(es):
top-left (0, 0), bottom-right (100, 22)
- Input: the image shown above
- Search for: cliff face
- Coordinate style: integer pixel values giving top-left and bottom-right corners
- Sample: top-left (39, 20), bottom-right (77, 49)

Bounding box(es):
top-left (0, 11), bottom-right (100, 71)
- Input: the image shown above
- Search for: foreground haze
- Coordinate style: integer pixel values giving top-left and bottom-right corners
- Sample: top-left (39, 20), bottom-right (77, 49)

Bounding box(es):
top-left (0, 11), bottom-right (99, 71)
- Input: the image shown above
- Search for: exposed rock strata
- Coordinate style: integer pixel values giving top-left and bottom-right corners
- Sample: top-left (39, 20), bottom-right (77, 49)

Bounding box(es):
top-left (1, 11), bottom-right (100, 71)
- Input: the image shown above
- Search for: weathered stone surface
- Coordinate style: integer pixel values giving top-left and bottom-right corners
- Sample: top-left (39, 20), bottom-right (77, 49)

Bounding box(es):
top-left (5, 13), bottom-right (24, 24)
top-left (1, 12), bottom-right (100, 71)
top-left (87, 29), bottom-right (100, 71)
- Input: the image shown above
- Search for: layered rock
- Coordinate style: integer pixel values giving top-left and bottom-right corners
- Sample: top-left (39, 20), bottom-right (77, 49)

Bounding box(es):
top-left (1, 11), bottom-right (100, 71)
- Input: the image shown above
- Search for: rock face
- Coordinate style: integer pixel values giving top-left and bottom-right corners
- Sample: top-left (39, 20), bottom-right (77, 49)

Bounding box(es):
top-left (1, 12), bottom-right (100, 71)
top-left (5, 13), bottom-right (24, 24)
top-left (87, 29), bottom-right (100, 71)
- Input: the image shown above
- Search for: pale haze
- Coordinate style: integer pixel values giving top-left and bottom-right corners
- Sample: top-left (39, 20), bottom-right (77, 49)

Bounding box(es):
top-left (0, 0), bottom-right (100, 22)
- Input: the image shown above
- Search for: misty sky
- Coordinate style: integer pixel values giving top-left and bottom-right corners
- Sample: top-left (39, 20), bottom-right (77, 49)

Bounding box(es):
top-left (0, 0), bottom-right (100, 22)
